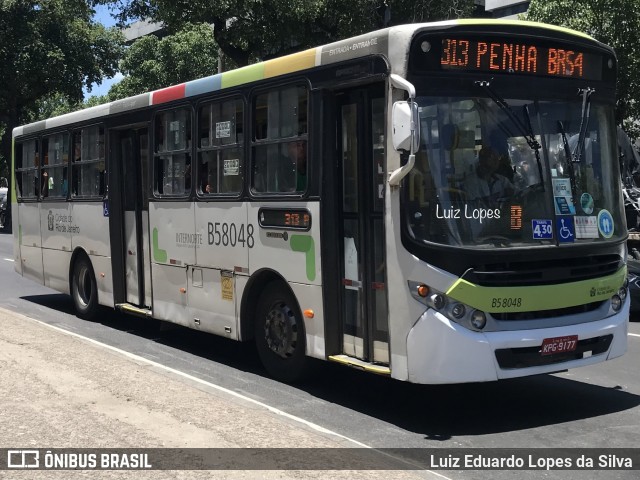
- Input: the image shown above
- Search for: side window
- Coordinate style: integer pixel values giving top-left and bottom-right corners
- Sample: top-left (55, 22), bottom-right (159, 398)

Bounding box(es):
top-left (197, 97), bottom-right (243, 196)
top-left (252, 85), bottom-right (308, 194)
top-left (15, 139), bottom-right (39, 200)
top-left (42, 132), bottom-right (69, 198)
top-left (154, 107), bottom-right (192, 197)
top-left (72, 125), bottom-right (105, 198)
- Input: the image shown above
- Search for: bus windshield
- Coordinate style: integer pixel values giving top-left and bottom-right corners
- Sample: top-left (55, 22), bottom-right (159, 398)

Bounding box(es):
top-left (405, 95), bottom-right (624, 248)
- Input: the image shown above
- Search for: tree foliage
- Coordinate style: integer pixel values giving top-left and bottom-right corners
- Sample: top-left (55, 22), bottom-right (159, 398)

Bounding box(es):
top-left (525, 0), bottom-right (640, 137)
top-left (0, 0), bottom-right (124, 184)
top-left (109, 23), bottom-right (219, 99)
top-left (109, 0), bottom-right (476, 67)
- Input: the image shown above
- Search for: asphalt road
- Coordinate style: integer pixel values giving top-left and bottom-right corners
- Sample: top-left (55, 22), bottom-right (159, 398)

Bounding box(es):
top-left (0, 230), bottom-right (638, 480)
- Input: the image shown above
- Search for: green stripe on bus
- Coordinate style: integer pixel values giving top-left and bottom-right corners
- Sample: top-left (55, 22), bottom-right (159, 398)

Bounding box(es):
top-left (290, 234), bottom-right (315, 281)
top-left (221, 63), bottom-right (265, 89)
top-left (446, 266), bottom-right (626, 313)
top-left (152, 228), bottom-right (167, 263)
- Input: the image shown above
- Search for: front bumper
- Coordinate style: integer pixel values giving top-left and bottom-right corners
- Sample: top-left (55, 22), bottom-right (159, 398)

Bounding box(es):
top-left (406, 297), bottom-right (629, 384)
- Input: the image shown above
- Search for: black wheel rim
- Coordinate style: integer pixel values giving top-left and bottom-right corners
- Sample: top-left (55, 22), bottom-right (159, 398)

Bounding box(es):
top-left (263, 300), bottom-right (298, 358)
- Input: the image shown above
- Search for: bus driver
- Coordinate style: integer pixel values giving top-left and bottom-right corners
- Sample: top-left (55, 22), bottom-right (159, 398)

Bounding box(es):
top-left (465, 146), bottom-right (515, 203)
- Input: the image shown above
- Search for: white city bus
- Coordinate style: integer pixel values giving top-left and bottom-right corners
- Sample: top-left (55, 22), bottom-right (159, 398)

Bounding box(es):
top-left (12, 19), bottom-right (629, 383)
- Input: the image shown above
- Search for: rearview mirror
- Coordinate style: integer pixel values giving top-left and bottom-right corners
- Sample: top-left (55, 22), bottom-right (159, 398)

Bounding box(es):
top-left (392, 101), bottom-right (420, 153)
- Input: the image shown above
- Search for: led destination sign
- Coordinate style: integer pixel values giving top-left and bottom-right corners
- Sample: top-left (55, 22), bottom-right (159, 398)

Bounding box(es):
top-left (259, 208), bottom-right (312, 230)
top-left (439, 38), bottom-right (604, 80)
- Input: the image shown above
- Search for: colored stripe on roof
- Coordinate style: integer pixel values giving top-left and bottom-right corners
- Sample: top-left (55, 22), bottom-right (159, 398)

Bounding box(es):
top-left (185, 74), bottom-right (222, 98)
top-left (264, 48), bottom-right (318, 78)
top-left (221, 63), bottom-right (264, 89)
top-left (152, 83), bottom-right (186, 105)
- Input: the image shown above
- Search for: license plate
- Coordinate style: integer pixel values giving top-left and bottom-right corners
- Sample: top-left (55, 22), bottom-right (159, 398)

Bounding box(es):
top-left (540, 335), bottom-right (578, 356)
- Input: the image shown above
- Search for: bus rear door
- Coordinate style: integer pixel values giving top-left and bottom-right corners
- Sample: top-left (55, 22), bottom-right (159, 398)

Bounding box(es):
top-left (109, 126), bottom-right (152, 309)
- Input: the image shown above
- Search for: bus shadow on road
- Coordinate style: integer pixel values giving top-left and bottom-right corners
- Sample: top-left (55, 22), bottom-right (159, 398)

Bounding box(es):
top-left (20, 292), bottom-right (640, 441)
top-left (303, 361), bottom-right (640, 440)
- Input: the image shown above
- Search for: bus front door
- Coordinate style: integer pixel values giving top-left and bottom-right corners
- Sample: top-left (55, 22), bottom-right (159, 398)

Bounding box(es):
top-left (109, 127), bottom-right (151, 309)
top-left (335, 86), bottom-right (389, 365)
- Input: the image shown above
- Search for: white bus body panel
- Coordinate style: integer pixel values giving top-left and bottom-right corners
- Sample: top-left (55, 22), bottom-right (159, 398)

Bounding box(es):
top-left (406, 299), bottom-right (629, 384)
top-left (19, 203), bottom-right (44, 283)
top-left (247, 201), bottom-right (322, 286)
top-left (91, 254), bottom-right (114, 308)
top-left (152, 263), bottom-right (189, 326)
top-left (148, 202), bottom-right (194, 324)
top-left (20, 203), bottom-right (42, 249)
top-left (20, 245), bottom-right (44, 285)
top-left (39, 202), bottom-right (72, 293)
top-left (40, 203), bottom-right (72, 252)
top-left (195, 202), bottom-right (248, 270)
top-left (42, 249), bottom-right (71, 293)
top-left (289, 282), bottom-right (326, 359)
top-left (148, 202), bottom-right (196, 267)
top-left (188, 266), bottom-right (237, 339)
top-left (70, 203), bottom-right (110, 257)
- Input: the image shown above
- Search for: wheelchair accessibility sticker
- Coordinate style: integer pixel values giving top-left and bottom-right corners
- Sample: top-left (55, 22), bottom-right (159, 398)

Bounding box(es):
top-left (597, 209), bottom-right (614, 238)
top-left (556, 216), bottom-right (575, 243)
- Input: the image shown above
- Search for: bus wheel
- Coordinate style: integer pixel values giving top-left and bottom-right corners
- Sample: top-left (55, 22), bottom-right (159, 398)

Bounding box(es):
top-left (254, 283), bottom-right (308, 383)
top-left (71, 255), bottom-right (99, 320)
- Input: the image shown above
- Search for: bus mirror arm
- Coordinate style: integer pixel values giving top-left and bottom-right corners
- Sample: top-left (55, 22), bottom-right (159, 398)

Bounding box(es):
top-left (389, 74), bottom-right (419, 187)
top-left (389, 153), bottom-right (415, 187)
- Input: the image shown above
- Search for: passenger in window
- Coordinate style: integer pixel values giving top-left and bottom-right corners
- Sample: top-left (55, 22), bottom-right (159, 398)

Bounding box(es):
top-left (41, 170), bottom-right (49, 197)
top-left (289, 140), bottom-right (307, 191)
top-left (275, 140), bottom-right (306, 192)
top-left (199, 162), bottom-right (211, 193)
top-left (465, 146), bottom-right (515, 203)
top-left (62, 167), bottom-right (68, 197)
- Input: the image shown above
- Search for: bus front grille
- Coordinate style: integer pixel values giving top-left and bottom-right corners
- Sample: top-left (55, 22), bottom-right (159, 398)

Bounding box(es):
top-left (464, 254), bottom-right (622, 287)
top-left (491, 301), bottom-right (604, 321)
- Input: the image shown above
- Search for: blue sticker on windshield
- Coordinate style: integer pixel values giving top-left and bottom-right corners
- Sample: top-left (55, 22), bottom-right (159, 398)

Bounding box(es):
top-left (556, 216), bottom-right (575, 243)
top-left (553, 179), bottom-right (576, 215)
top-left (532, 219), bottom-right (553, 239)
top-left (597, 209), bottom-right (614, 238)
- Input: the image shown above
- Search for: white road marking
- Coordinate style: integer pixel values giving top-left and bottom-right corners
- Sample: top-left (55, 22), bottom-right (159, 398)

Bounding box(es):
top-left (4, 258), bottom-right (14, 262)
top-left (7, 308), bottom-right (453, 479)
top-left (629, 333), bottom-right (640, 338)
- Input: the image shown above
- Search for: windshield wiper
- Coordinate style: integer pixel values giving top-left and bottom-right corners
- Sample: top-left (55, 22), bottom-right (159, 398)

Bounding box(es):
top-left (475, 80), bottom-right (544, 190)
top-left (574, 87), bottom-right (595, 163)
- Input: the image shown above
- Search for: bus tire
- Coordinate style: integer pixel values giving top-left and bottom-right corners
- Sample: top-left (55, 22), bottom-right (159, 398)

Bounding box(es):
top-left (71, 255), bottom-right (99, 320)
top-left (254, 282), bottom-right (308, 383)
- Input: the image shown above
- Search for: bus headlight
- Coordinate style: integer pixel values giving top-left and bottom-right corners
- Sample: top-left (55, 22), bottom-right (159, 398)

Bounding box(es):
top-left (408, 281), bottom-right (489, 331)
top-left (451, 303), bottom-right (466, 319)
top-left (471, 310), bottom-right (487, 329)
top-left (430, 293), bottom-right (446, 310)
top-left (611, 295), bottom-right (622, 312)
top-left (618, 287), bottom-right (627, 301)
